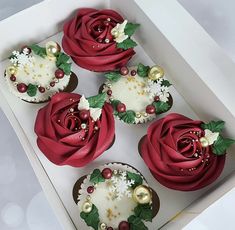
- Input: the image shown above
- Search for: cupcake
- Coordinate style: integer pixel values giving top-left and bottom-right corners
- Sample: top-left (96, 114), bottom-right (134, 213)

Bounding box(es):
top-left (34, 92), bottom-right (115, 167)
top-left (4, 41), bottom-right (78, 103)
top-left (101, 63), bottom-right (173, 124)
top-left (62, 8), bottom-right (139, 72)
top-left (139, 113), bottom-right (235, 191)
top-left (73, 163), bottom-right (160, 230)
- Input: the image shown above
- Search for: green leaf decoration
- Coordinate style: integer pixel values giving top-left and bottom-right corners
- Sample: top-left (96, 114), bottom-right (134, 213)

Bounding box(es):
top-left (111, 99), bottom-right (121, 115)
top-left (89, 169), bottom-right (105, 184)
top-left (29, 44), bottom-right (47, 58)
top-left (128, 215), bottom-right (148, 230)
top-left (201, 120), bottom-right (225, 133)
top-left (55, 52), bottom-right (71, 75)
top-left (134, 204), bottom-right (153, 222)
top-left (124, 22), bottom-right (140, 37)
top-left (212, 135), bottom-right (235, 155)
top-left (87, 93), bottom-right (106, 109)
top-left (118, 110), bottom-right (136, 124)
top-left (127, 171), bottom-right (143, 188)
top-left (80, 204), bottom-right (100, 230)
top-left (161, 79), bottom-right (172, 87)
top-left (104, 71), bottom-right (121, 82)
top-left (27, 84), bottom-right (37, 97)
top-left (117, 38), bottom-right (137, 50)
top-left (152, 101), bottom-right (170, 113)
top-left (57, 63), bottom-right (72, 75)
top-left (137, 63), bottom-right (150, 78)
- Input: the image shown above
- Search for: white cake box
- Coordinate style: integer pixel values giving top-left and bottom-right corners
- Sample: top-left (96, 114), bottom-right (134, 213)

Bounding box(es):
top-left (1, 0), bottom-right (235, 229)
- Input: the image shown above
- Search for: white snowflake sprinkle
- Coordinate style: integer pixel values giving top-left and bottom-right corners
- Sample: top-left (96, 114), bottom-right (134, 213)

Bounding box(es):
top-left (10, 50), bottom-right (34, 69)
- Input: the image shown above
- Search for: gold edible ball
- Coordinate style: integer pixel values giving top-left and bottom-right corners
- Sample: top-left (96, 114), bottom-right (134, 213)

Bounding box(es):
top-left (148, 65), bottom-right (164, 81)
top-left (100, 223), bottom-right (107, 230)
top-left (46, 41), bottom-right (61, 57)
top-left (200, 137), bottom-right (209, 147)
top-left (82, 201), bottom-right (93, 213)
top-left (7, 66), bottom-right (17, 75)
top-left (133, 185), bottom-right (152, 204)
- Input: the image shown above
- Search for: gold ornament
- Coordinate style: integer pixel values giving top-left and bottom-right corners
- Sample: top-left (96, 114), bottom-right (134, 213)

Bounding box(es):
top-left (82, 201), bottom-right (93, 213)
top-left (136, 112), bottom-right (141, 118)
top-left (100, 223), bottom-right (107, 230)
top-left (200, 137), bottom-right (209, 147)
top-left (133, 185), bottom-right (152, 204)
top-left (45, 41), bottom-right (61, 57)
top-left (7, 66), bottom-right (17, 75)
top-left (148, 65), bottom-right (164, 81)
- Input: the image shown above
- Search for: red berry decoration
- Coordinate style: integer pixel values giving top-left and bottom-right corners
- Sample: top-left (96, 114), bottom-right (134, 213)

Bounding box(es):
top-left (10, 75), bottom-right (16, 81)
top-left (107, 227), bottom-right (114, 230)
top-left (79, 110), bottom-right (90, 120)
top-left (154, 96), bottom-right (160, 102)
top-left (117, 103), bottom-right (126, 113)
top-left (118, 221), bottom-right (130, 230)
top-left (21, 45), bottom-right (31, 54)
top-left (120, 67), bottom-right (129, 76)
top-left (50, 81), bottom-right (55, 87)
top-left (17, 83), bottom-right (27, 93)
top-left (38, 86), bottom-right (45, 93)
top-left (87, 186), bottom-right (94, 194)
top-left (55, 69), bottom-right (65, 79)
top-left (130, 70), bottom-right (137, 76)
top-left (107, 89), bottom-right (112, 96)
top-left (102, 168), bottom-right (113, 179)
top-left (146, 105), bottom-right (155, 114)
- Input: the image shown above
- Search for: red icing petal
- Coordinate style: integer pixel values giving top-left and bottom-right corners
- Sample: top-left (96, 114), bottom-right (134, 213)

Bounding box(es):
top-left (140, 113), bottom-right (225, 191)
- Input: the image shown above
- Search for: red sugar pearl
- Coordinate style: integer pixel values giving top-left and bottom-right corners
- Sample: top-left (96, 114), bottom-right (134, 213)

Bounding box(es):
top-left (17, 83), bottom-right (27, 93)
top-left (118, 221), bottom-right (130, 230)
top-left (38, 86), bottom-right (45, 93)
top-left (117, 103), bottom-right (126, 113)
top-left (146, 105), bottom-right (155, 114)
top-left (107, 89), bottom-right (112, 96)
top-left (107, 227), bottom-right (114, 230)
top-left (130, 70), bottom-right (137, 76)
top-left (10, 75), bottom-right (16, 81)
top-left (87, 186), bottom-right (94, 194)
top-left (154, 96), bottom-right (160, 102)
top-left (79, 110), bottom-right (90, 120)
top-left (120, 67), bottom-right (129, 76)
top-left (50, 81), bottom-right (55, 87)
top-left (55, 69), bottom-right (65, 79)
top-left (102, 168), bottom-right (113, 179)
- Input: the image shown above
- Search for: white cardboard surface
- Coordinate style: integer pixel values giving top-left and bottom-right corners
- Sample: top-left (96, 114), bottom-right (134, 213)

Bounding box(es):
top-left (1, 0), bottom-right (235, 229)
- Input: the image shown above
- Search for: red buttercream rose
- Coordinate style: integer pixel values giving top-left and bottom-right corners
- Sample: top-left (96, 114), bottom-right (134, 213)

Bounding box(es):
top-left (34, 92), bottom-right (115, 167)
top-left (139, 113), bottom-right (225, 191)
top-left (62, 8), bottom-right (135, 72)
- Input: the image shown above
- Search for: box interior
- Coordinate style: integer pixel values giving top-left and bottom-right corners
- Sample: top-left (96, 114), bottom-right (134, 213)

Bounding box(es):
top-left (0, 0), bottom-right (235, 229)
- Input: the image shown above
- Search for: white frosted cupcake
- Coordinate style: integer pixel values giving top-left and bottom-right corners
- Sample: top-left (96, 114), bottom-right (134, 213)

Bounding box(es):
top-left (4, 41), bottom-right (78, 103)
top-left (73, 163), bottom-right (160, 230)
top-left (102, 63), bottom-right (173, 124)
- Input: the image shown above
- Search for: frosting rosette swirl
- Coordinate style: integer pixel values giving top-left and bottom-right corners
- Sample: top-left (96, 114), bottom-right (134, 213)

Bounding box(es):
top-left (35, 92), bottom-right (115, 167)
top-left (139, 113), bottom-right (226, 191)
top-left (62, 8), bottom-right (137, 72)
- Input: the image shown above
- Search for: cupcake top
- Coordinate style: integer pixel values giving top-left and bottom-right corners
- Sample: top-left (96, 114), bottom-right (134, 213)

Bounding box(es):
top-left (139, 113), bottom-right (235, 191)
top-left (62, 8), bottom-right (139, 72)
top-left (5, 41), bottom-right (74, 102)
top-left (74, 163), bottom-right (160, 230)
top-left (34, 92), bottom-right (115, 167)
top-left (102, 63), bottom-right (173, 124)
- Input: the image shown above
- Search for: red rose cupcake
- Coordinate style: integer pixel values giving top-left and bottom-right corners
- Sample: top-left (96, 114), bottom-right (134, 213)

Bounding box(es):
top-left (35, 92), bottom-right (115, 167)
top-left (62, 8), bottom-right (139, 72)
top-left (139, 113), bottom-right (235, 191)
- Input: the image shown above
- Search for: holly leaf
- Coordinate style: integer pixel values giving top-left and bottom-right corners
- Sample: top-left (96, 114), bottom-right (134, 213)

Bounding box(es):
top-left (56, 53), bottom-right (70, 66)
top-left (137, 63), bottom-right (150, 78)
top-left (57, 63), bottom-right (71, 75)
top-left (201, 120), bottom-right (225, 133)
top-left (80, 204), bottom-right (100, 230)
top-left (27, 84), bottom-right (37, 97)
top-left (111, 99), bottom-right (121, 115)
top-left (87, 93), bottom-right (106, 109)
top-left (134, 204), bottom-right (153, 222)
top-left (104, 71), bottom-right (121, 82)
top-left (128, 215), bottom-right (148, 230)
top-left (118, 110), bottom-right (136, 124)
top-left (29, 44), bottom-right (47, 57)
top-left (117, 38), bottom-right (137, 50)
top-left (161, 79), bottom-right (172, 87)
top-left (89, 169), bottom-right (105, 184)
top-left (152, 101), bottom-right (170, 113)
top-left (212, 135), bottom-right (235, 155)
top-left (127, 171), bottom-right (143, 188)
top-left (124, 22), bottom-right (140, 37)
